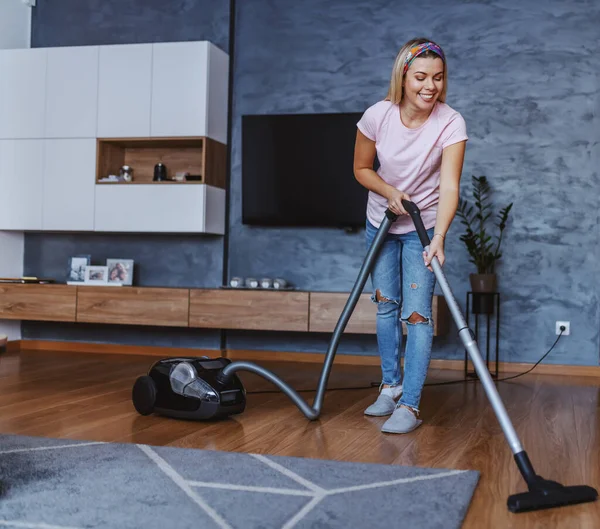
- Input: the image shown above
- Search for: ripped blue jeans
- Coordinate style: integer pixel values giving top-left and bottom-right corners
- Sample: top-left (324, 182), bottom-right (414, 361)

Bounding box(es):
top-left (365, 219), bottom-right (436, 413)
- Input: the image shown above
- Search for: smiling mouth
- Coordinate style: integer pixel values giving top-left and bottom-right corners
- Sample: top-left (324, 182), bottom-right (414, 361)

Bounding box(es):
top-left (419, 93), bottom-right (435, 101)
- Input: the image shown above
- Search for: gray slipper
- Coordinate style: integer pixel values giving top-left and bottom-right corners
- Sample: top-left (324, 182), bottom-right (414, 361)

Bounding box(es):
top-left (364, 385), bottom-right (403, 417)
top-left (364, 394), bottom-right (397, 416)
top-left (381, 405), bottom-right (422, 433)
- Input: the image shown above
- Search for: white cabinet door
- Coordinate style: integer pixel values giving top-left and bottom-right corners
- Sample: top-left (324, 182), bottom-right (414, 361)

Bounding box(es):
top-left (150, 41), bottom-right (209, 138)
top-left (42, 139), bottom-right (96, 231)
top-left (0, 140), bottom-right (44, 230)
top-left (206, 45), bottom-right (229, 145)
top-left (0, 49), bottom-right (47, 139)
top-left (94, 184), bottom-right (225, 234)
top-left (45, 46), bottom-right (99, 138)
top-left (97, 44), bottom-right (152, 138)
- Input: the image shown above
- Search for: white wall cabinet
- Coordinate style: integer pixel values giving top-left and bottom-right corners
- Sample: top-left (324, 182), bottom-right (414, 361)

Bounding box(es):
top-left (42, 139), bottom-right (96, 231)
top-left (0, 48), bottom-right (47, 139)
top-left (97, 44), bottom-right (152, 138)
top-left (45, 46), bottom-right (99, 138)
top-left (151, 41), bottom-right (229, 144)
top-left (0, 140), bottom-right (44, 230)
top-left (94, 184), bottom-right (225, 234)
top-left (0, 40), bottom-right (228, 234)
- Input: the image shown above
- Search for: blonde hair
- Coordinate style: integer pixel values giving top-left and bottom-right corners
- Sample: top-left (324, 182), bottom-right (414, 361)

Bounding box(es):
top-left (386, 38), bottom-right (448, 104)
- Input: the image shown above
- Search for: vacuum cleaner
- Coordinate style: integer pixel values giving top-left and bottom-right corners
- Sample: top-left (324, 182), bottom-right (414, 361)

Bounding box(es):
top-left (132, 200), bottom-right (597, 513)
top-left (132, 356), bottom-right (246, 420)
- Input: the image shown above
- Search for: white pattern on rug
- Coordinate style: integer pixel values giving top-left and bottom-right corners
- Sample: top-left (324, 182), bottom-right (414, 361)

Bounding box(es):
top-left (139, 446), bottom-right (467, 529)
top-left (0, 441), bottom-right (469, 529)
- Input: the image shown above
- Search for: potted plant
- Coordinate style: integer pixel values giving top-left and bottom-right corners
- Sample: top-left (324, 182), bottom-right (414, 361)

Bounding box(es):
top-left (456, 175), bottom-right (513, 300)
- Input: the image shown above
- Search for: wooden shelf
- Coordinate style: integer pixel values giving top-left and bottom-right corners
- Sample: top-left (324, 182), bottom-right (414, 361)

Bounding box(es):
top-left (189, 289), bottom-right (310, 332)
top-left (1, 284), bottom-right (450, 336)
top-left (95, 136), bottom-right (226, 188)
top-left (309, 292), bottom-right (379, 334)
top-left (0, 284), bottom-right (77, 322)
top-left (76, 286), bottom-right (189, 327)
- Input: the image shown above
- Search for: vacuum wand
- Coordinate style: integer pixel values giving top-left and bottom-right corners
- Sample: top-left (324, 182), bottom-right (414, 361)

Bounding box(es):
top-left (399, 198), bottom-right (597, 514)
top-left (217, 208), bottom-right (399, 420)
top-left (402, 199), bottom-right (524, 454)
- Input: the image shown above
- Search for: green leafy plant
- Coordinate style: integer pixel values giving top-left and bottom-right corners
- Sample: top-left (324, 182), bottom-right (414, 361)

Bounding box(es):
top-left (456, 175), bottom-right (513, 274)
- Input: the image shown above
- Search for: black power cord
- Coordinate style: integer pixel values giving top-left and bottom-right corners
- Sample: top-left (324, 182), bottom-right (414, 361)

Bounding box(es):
top-left (424, 328), bottom-right (563, 387)
top-left (245, 328), bottom-right (565, 395)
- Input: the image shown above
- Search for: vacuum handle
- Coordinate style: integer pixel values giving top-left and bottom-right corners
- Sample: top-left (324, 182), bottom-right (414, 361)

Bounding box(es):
top-left (384, 208), bottom-right (399, 222)
top-left (401, 199), bottom-right (431, 248)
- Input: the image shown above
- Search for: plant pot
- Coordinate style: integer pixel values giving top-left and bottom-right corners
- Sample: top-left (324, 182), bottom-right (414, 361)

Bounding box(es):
top-left (469, 273), bottom-right (497, 314)
top-left (469, 273), bottom-right (497, 293)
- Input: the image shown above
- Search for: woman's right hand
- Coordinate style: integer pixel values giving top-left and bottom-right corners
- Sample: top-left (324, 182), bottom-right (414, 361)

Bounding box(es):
top-left (387, 189), bottom-right (411, 216)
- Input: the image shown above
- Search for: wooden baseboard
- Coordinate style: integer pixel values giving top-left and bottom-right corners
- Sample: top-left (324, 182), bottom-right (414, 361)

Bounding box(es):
top-left (7, 340), bottom-right (21, 352)
top-left (10, 339), bottom-right (216, 357)
top-left (225, 349), bottom-right (382, 366)
top-left (9, 339), bottom-right (600, 378)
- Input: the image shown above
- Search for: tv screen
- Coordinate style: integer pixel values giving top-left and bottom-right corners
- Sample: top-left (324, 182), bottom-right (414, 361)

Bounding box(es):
top-left (241, 112), bottom-right (370, 229)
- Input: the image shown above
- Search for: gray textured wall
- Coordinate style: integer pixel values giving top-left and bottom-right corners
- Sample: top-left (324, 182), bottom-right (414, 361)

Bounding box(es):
top-left (227, 0), bottom-right (600, 365)
top-left (25, 0), bottom-right (600, 366)
top-left (23, 0), bottom-right (230, 348)
top-left (31, 0), bottom-right (230, 51)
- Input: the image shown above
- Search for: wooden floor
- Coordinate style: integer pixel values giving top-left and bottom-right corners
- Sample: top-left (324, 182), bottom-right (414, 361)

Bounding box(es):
top-left (1, 348), bottom-right (599, 528)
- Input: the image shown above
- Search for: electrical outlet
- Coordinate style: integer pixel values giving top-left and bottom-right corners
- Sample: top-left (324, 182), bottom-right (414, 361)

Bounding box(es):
top-left (556, 321), bottom-right (570, 336)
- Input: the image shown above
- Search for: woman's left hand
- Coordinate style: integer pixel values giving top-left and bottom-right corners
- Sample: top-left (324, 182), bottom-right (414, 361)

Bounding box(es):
top-left (423, 235), bottom-right (445, 272)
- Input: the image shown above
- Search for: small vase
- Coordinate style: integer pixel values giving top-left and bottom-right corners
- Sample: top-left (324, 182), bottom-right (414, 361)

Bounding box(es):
top-left (469, 273), bottom-right (497, 314)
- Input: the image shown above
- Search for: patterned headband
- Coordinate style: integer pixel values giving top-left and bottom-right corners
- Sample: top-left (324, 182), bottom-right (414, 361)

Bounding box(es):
top-left (404, 42), bottom-right (445, 74)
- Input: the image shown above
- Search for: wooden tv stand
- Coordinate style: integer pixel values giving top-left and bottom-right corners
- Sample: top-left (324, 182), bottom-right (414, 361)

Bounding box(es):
top-left (0, 284), bottom-right (450, 336)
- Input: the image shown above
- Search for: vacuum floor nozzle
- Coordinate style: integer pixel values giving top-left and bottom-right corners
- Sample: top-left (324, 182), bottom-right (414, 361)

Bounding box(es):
top-left (508, 479), bottom-right (598, 513)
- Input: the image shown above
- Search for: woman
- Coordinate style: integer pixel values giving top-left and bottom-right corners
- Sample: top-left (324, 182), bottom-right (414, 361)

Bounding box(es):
top-left (353, 38), bottom-right (467, 434)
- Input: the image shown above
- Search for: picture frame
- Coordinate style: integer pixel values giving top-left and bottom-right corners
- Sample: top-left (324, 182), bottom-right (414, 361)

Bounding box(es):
top-left (106, 259), bottom-right (134, 286)
top-left (67, 254), bottom-right (91, 283)
top-left (84, 265), bottom-right (109, 285)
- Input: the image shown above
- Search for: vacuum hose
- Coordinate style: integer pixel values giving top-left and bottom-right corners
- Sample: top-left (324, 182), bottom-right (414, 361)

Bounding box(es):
top-left (217, 207), bottom-right (400, 419)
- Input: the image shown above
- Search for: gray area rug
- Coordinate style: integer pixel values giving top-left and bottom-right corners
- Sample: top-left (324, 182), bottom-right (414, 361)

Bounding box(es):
top-left (0, 433), bottom-right (479, 529)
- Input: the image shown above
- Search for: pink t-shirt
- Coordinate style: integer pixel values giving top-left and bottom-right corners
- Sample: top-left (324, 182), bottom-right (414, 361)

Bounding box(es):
top-left (357, 100), bottom-right (468, 234)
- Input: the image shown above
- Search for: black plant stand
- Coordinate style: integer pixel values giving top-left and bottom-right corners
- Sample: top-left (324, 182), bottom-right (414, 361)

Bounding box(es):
top-left (464, 292), bottom-right (500, 379)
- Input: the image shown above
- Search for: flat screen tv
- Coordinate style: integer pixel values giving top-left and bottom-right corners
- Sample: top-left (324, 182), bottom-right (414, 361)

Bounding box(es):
top-left (241, 112), bottom-right (372, 229)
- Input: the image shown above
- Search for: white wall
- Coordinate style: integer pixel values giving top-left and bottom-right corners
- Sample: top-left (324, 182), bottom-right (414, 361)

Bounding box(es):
top-left (0, 0), bottom-right (33, 340)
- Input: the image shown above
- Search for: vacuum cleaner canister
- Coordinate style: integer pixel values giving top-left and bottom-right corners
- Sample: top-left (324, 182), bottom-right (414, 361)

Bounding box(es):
top-left (132, 357), bottom-right (246, 420)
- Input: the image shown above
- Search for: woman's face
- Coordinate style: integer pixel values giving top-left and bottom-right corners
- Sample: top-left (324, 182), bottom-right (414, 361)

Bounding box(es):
top-left (403, 57), bottom-right (444, 111)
